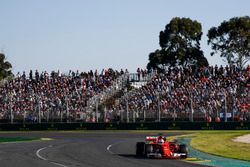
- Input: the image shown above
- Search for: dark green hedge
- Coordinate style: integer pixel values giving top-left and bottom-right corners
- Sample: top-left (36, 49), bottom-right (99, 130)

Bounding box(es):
top-left (0, 122), bottom-right (249, 131)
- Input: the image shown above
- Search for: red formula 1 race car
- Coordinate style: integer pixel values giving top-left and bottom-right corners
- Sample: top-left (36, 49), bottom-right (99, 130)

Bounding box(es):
top-left (136, 135), bottom-right (188, 159)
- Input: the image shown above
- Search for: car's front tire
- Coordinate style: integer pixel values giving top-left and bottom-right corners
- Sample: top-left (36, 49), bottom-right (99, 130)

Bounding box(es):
top-left (179, 144), bottom-right (188, 158)
top-left (136, 142), bottom-right (145, 156)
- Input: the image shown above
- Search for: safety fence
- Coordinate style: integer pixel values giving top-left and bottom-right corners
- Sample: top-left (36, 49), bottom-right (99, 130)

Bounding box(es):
top-left (0, 121), bottom-right (249, 131)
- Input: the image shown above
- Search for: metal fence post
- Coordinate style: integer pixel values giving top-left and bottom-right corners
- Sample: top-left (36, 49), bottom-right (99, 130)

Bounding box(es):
top-left (125, 88), bottom-right (129, 123)
top-left (95, 97), bottom-right (99, 123)
top-left (190, 92), bottom-right (194, 122)
top-left (157, 91), bottom-right (161, 122)
top-left (225, 90), bottom-right (227, 122)
top-left (143, 109), bottom-right (146, 121)
top-left (38, 95), bottom-right (41, 123)
top-left (10, 95), bottom-right (13, 124)
top-left (66, 95), bottom-right (69, 123)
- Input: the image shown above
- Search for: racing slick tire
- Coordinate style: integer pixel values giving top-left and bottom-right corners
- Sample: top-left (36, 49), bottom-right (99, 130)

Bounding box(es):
top-left (136, 142), bottom-right (145, 156)
top-left (145, 144), bottom-right (154, 158)
top-left (179, 144), bottom-right (188, 158)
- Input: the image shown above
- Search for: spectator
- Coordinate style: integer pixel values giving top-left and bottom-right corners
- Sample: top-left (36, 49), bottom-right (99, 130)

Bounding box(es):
top-left (0, 69), bottom-right (123, 122)
top-left (110, 65), bottom-right (249, 122)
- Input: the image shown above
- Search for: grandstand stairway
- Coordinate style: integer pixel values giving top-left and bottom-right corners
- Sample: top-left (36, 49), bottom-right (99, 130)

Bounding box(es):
top-left (83, 71), bottom-right (156, 122)
top-left (83, 73), bottom-right (129, 121)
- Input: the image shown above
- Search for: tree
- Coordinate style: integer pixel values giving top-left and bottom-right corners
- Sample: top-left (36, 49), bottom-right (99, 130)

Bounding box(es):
top-left (147, 17), bottom-right (208, 71)
top-left (147, 50), bottom-right (166, 72)
top-left (207, 16), bottom-right (250, 69)
top-left (0, 53), bottom-right (13, 81)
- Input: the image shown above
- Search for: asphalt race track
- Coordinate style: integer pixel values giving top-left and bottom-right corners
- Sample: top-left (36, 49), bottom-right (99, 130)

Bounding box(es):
top-left (0, 131), bottom-right (209, 167)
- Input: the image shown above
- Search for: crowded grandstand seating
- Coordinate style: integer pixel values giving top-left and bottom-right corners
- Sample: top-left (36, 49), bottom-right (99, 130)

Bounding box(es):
top-left (107, 65), bottom-right (250, 122)
top-left (0, 65), bottom-right (249, 123)
top-left (0, 69), bottom-right (124, 122)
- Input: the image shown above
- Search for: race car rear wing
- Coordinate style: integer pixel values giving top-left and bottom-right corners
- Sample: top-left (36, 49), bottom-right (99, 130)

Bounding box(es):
top-left (146, 136), bottom-right (158, 141)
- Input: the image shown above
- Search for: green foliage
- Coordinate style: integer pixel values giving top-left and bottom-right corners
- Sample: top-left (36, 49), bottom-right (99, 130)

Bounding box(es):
top-left (0, 53), bottom-right (13, 81)
top-left (147, 50), bottom-right (166, 72)
top-left (208, 16), bottom-right (250, 69)
top-left (147, 17), bottom-right (208, 71)
top-left (0, 137), bottom-right (40, 143)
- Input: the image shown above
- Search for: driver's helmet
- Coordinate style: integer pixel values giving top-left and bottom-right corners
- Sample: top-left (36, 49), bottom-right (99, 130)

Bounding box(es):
top-left (158, 136), bottom-right (165, 144)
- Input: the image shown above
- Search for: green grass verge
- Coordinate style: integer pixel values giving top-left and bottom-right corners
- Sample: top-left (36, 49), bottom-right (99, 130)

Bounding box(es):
top-left (184, 131), bottom-right (250, 161)
top-left (0, 137), bottom-right (41, 143)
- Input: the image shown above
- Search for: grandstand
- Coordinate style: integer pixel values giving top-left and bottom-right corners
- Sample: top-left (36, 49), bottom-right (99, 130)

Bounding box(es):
top-left (0, 65), bottom-right (249, 124)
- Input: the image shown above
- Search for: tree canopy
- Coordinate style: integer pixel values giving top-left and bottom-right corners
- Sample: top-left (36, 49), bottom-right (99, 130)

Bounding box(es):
top-left (207, 16), bottom-right (250, 69)
top-left (147, 17), bottom-right (208, 71)
top-left (0, 53), bottom-right (13, 81)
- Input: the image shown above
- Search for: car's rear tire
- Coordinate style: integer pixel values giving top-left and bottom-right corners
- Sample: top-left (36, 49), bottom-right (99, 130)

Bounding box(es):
top-left (136, 142), bottom-right (145, 156)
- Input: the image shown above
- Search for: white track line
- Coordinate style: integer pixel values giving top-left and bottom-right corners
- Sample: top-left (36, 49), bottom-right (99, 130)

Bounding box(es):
top-left (107, 144), bottom-right (114, 154)
top-left (107, 141), bottom-right (124, 155)
top-left (36, 146), bottom-right (51, 161)
top-left (50, 162), bottom-right (68, 167)
top-left (36, 145), bottom-right (68, 167)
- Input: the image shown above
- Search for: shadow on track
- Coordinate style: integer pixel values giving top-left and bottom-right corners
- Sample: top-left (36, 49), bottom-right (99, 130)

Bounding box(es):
top-left (118, 154), bottom-right (143, 159)
top-left (118, 154), bottom-right (167, 160)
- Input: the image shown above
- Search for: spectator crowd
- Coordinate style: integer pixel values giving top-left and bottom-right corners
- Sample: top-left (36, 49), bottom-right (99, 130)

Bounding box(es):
top-left (0, 65), bottom-right (249, 123)
top-left (109, 65), bottom-right (250, 122)
top-left (0, 69), bottom-right (123, 122)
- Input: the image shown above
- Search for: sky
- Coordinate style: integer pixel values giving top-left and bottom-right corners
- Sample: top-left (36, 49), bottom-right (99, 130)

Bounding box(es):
top-left (0, 0), bottom-right (250, 74)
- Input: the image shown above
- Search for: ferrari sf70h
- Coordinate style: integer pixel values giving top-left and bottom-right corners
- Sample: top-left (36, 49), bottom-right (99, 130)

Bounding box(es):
top-left (136, 135), bottom-right (188, 159)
